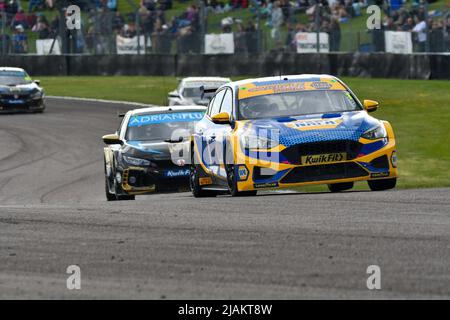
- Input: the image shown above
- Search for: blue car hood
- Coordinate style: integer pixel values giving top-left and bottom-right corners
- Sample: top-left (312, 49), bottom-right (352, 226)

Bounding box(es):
top-left (245, 111), bottom-right (379, 147)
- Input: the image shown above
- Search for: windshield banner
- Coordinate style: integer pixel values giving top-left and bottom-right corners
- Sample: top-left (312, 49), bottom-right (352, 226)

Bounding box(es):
top-left (238, 78), bottom-right (346, 100)
top-left (128, 112), bottom-right (205, 127)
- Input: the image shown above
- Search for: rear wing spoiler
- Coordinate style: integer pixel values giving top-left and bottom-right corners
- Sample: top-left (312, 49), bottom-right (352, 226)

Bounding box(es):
top-left (200, 85), bottom-right (219, 100)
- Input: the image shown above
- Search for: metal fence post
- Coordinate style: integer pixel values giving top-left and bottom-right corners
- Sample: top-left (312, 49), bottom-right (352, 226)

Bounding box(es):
top-left (1, 11), bottom-right (6, 55)
top-left (315, 1), bottom-right (320, 53)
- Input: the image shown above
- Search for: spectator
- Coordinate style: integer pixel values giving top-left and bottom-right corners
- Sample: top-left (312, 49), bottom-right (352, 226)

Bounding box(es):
top-left (111, 10), bottom-right (125, 33)
top-left (28, 0), bottom-right (44, 13)
top-left (271, 1), bottom-right (283, 46)
top-left (32, 14), bottom-right (52, 38)
top-left (106, 0), bottom-right (117, 11)
top-left (402, 17), bottom-right (415, 32)
top-left (412, 15), bottom-right (427, 52)
top-left (12, 24), bottom-right (28, 53)
top-left (11, 9), bottom-right (28, 29)
top-left (329, 18), bottom-right (341, 51)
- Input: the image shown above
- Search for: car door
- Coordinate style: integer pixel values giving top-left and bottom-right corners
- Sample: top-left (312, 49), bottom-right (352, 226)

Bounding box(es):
top-left (202, 89), bottom-right (226, 179)
top-left (214, 88), bottom-right (234, 181)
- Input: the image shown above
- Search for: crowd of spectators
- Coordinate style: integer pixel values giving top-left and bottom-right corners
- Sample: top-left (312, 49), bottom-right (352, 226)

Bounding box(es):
top-left (0, 0), bottom-right (448, 54)
top-left (375, 2), bottom-right (450, 52)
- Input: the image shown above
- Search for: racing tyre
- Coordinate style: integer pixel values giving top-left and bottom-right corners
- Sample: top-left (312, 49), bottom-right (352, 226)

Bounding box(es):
top-left (190, 150), bottom-right (217, 198)
top-left (105, 176), bottom-right (116, 201)
top-left (226, 164), bottom-right (257, 197)
top-left (328, 182), bottom-right (354, 192)
top-left (368, 178), bottom-right (397, 191)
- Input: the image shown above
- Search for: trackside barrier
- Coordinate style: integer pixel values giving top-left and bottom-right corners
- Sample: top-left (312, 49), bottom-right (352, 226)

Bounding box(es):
top-left (0, 53), bottom-right (448, 79)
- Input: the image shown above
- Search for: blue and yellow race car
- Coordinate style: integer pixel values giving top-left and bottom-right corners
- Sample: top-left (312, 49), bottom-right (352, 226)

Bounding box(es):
top-left (190, 74), bottom-right (397, 197)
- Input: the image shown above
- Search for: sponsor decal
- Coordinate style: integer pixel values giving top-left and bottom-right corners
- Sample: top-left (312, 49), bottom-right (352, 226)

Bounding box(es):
top-left (237, 165), bottom-right (249, 181)
top-left (370, 172), bottom-right (390, 178)
top-left (246, 82), bottom-right (306, 94)
top-left (199, 177), bottom-right (212, 186)
top-left (311, 81), bottom-right (333, 90)
top-left (128, 112), bottom-right (205, 127)
top-left (302, 153), bottom-right (347, 165)
top-left (164, 169), bottom-right (190, 177)
top-left (291, 119), bottom-right (340, 128)
top-left (254, 182), bottom-right (279, 188)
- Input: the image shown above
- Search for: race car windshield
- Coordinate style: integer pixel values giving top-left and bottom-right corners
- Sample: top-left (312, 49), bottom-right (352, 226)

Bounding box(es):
top-left (238, 90), bottom-right (361, 120)
top-left (182, 87), bottom-right (216, 99)
top-left (125, 112), bottom-right (204, 141)
top-left (0, 71), bottom-right (32, 85)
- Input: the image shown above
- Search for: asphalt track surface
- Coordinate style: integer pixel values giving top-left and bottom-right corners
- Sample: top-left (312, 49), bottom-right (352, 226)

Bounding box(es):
top-left (1, 97), bottom-right (450, 299)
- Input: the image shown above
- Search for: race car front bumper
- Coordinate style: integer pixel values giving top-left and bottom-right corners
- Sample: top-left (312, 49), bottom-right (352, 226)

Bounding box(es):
top-left (0, 97), bottom-right (45, 113)
top-left (235, 136), bottom-right (397, 192)
top-left (118, 166), bottom-right (191, 195)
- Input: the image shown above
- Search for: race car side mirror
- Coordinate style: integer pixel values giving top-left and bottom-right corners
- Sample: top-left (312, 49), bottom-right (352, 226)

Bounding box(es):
top-left (102, 134), bottom-right (123, 145)
top-left (363, 100), bottom-right (379, 112)
top-left (169, 92), bottom-right (180, 98)
top-left (34, 80), bottom-right (41, 85)
top-left (211, 112), bottom-right (231, 125)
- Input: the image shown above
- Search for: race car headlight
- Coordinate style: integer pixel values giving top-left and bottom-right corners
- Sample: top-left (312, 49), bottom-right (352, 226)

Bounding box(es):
top-left (241, 135), bottom-right (279, 150)
top-left (361, 124), bottom-right (387, 140)
top-left (31, 91), bottom-right (43, 100)
top-left (123, 155), bottom-right (150, 167)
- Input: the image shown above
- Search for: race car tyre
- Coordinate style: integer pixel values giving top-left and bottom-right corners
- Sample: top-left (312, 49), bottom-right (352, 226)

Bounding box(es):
top-left (368, 178), bottom-right (397, 191)
top-left (105, 177), bottom-right (116, 201)
top-left (190, 150), bottom-right (217, 198)
top-left (226, 164), bottom-right (257, 197)
top-left (328, 182), bottom-right (354, 192)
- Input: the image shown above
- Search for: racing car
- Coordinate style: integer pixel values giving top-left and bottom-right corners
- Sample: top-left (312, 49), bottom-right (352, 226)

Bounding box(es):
top-left (190, 74), bottom-right (397, 197)
top-left (168, 77), bottom-right (231, 106)
top-left (0, 67), bottom-right (45, 113)
top-left (103, 106), bottom-right (206, 201)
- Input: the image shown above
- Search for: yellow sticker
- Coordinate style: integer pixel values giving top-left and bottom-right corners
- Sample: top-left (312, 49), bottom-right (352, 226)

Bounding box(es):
top-left (238, 78), bottom-right (346, 100)
top-left (199, 177), bottom-right (212, 186)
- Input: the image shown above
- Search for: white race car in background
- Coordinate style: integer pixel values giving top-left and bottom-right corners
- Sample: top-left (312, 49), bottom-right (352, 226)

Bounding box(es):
top-left (168, 77), bottom-right (231, 106)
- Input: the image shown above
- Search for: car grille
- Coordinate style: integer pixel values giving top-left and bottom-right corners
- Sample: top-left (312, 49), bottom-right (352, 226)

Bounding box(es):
top-left (280, 162), bottom-right (369, 184)
top-left (1, 93), bottom-right (31, 99)
top-left (281, 140), bottom-right (361, 164)
top-left (370, 155), bottom-right (389, 169)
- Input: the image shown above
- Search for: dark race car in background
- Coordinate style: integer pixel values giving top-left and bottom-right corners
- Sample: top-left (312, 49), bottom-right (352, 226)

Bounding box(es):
top-left (102, 106), bottom-right (206, 201)
top-left (0, 67), bottom-right (45, 114)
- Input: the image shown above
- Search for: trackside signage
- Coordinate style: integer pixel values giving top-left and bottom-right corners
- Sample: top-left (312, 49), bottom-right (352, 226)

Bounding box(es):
top-left (128, 112), bottom-right (205, 127)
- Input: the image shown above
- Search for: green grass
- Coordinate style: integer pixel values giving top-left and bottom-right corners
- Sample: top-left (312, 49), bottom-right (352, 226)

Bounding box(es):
top-left (38, 75), bottom-right (450, 190)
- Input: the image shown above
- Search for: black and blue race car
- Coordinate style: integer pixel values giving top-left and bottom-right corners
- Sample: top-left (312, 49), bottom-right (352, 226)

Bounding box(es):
top-left (0, 67), bottom-right (45, 113)
top-left (102, 105), bottom-right (206, 201)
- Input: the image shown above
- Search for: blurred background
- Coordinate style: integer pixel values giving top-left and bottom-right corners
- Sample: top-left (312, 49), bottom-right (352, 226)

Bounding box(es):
top-left (0, 0), bottom-right (447, 55)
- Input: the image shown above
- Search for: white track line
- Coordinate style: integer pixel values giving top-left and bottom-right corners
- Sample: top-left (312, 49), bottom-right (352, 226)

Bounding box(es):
top-left (47, 96), bottom-right (158, 108)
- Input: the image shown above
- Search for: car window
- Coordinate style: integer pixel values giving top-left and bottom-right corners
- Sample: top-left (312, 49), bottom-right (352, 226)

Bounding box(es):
top-left (210, 90), bottom-right (226, 116)
top-left (220, 88), bottom-right (233, 116)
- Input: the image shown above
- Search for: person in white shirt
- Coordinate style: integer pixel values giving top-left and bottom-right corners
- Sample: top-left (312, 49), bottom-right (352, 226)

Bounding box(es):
top-left (412, 16), bottom-right (427, 52)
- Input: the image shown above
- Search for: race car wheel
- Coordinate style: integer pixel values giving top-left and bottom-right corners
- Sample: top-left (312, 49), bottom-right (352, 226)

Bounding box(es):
top-left (368, 178), bottom-right (397, 191)
top-left (328, 182), bottom-right (354, 192)
top-left (226, 164), bottom-right (257, 197)
top-left (190, 150), bottom-right (217, 198)
top-left (105, 176), bottom-right (116, 201)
